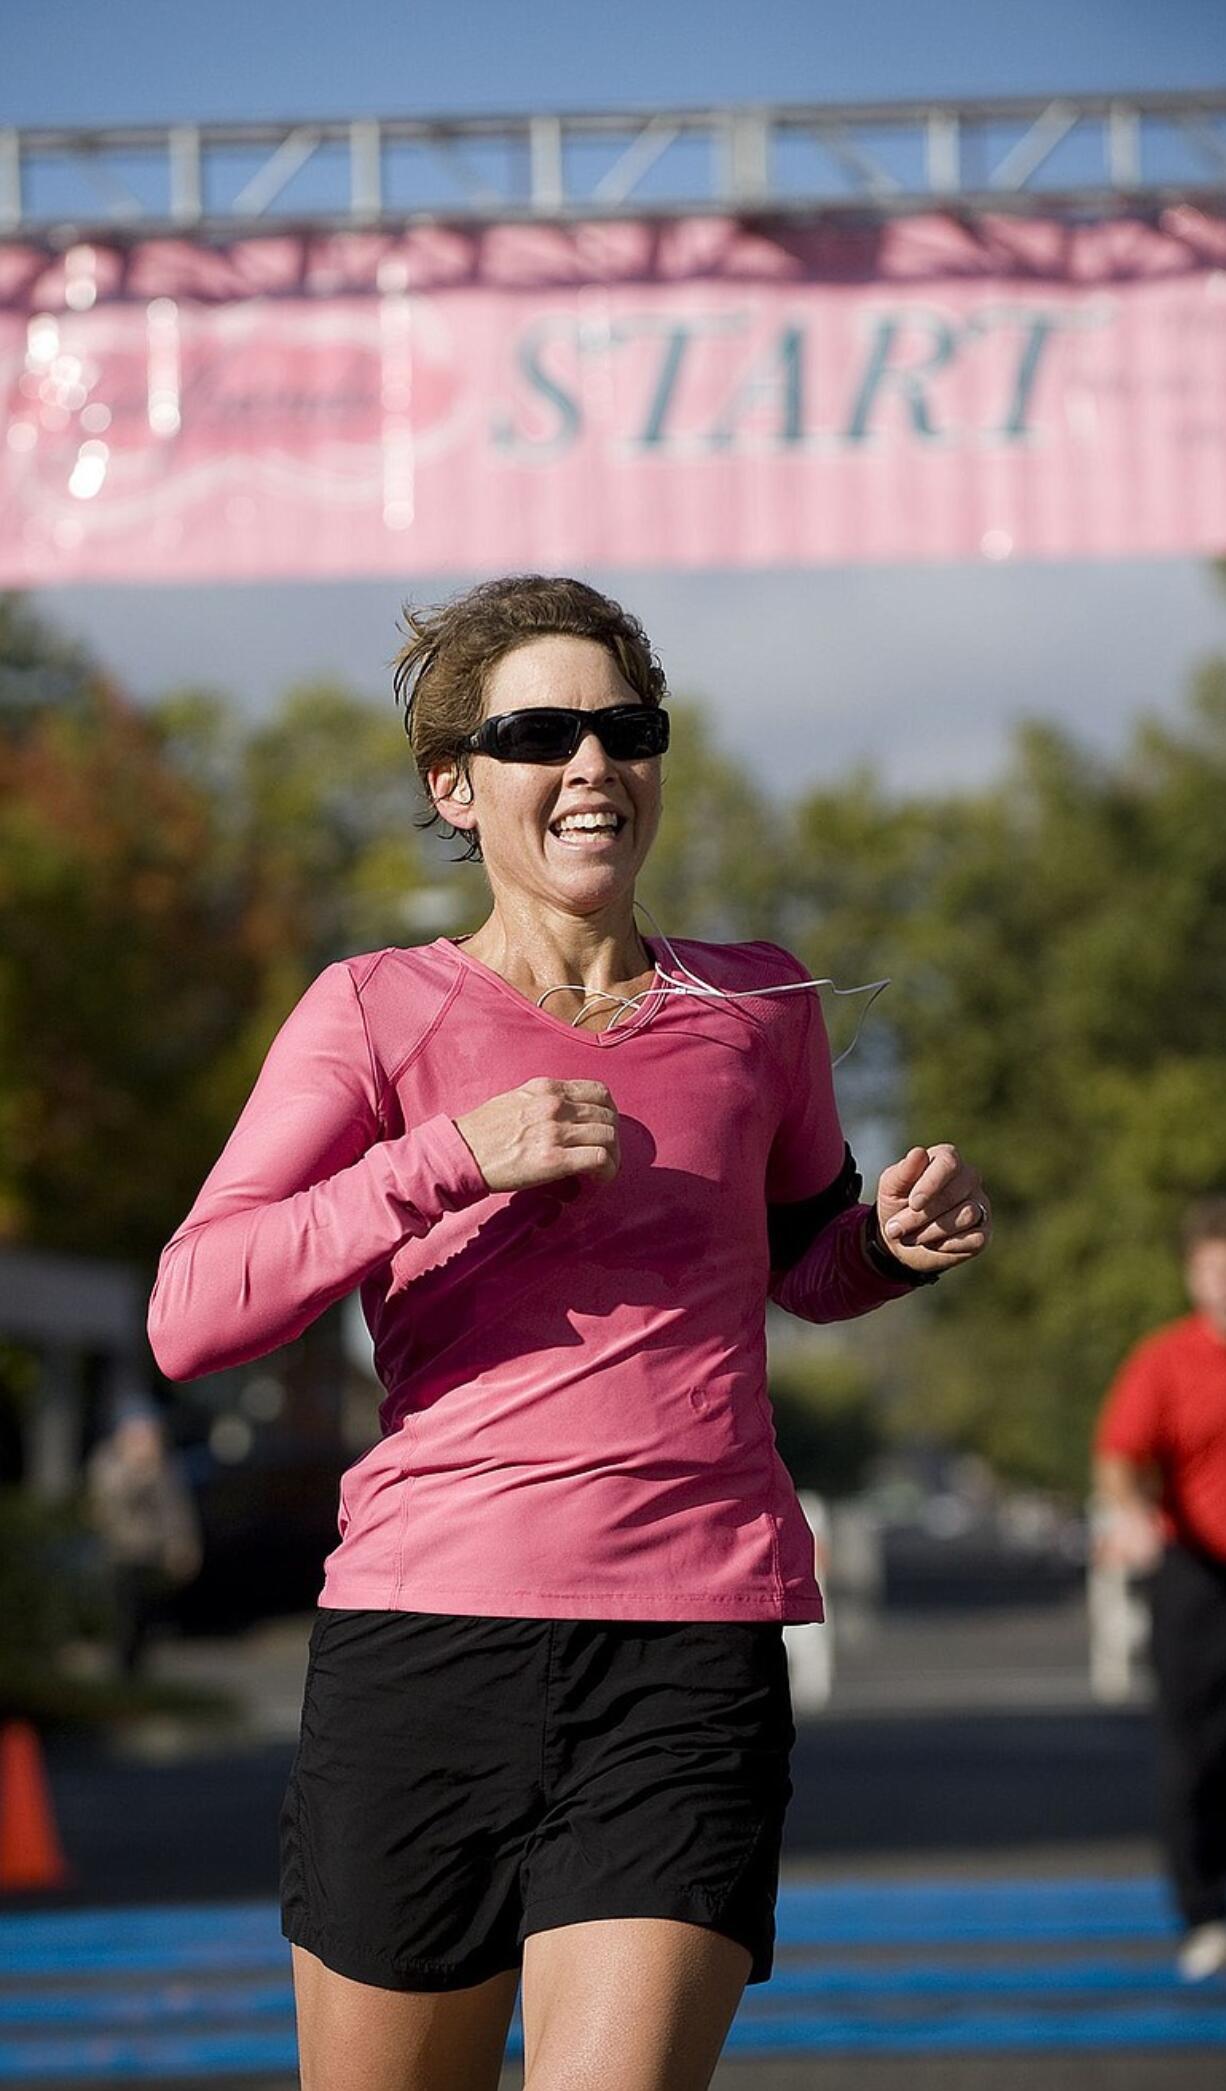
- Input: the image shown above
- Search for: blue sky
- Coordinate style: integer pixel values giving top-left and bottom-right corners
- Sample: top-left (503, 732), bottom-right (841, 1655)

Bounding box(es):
top-left (8, 2), bottom-right (1224, 124)
top-left (8, 2), bottom-right (1226, 803)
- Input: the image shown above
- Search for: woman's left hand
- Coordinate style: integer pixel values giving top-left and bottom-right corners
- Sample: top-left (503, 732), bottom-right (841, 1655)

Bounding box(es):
top-left (874, 1143), bottom-right (992, 1275)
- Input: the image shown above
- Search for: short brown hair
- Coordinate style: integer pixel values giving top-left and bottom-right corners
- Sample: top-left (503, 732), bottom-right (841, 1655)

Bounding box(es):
top-left (1182, 1197), bottom-right (1226, 1256)
top-left (392, 574), bottom-right (668, 865)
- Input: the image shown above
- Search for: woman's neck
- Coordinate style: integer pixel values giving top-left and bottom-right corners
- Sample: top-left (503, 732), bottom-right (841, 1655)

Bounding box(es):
top-left (457, 911), bottom-right (656, 1026)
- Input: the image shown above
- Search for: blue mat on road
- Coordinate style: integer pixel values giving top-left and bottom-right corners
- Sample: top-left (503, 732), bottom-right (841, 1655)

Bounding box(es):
top-left (0, 1875), bottom-right (1223, 2078)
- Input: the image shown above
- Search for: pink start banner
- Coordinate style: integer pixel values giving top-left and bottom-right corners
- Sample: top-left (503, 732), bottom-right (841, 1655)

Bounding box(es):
top-left (1, 209), bottom-right (1224, 583)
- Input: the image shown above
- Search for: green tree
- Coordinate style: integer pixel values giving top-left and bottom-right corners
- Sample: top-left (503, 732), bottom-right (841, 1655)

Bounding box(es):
top-left (635, 697), bottom-right (787, 940)
top-left (0, 614), bottom-right (784, 1263)
top-left (234, 679), bottom-right (437, 969)
top-left (767, 1350), bottom-right (883, 1497)
top-left (0, 625), bottom-right (260, 1256)
top-left (774, 667), bottom-right (1226, 1494)
top-left (919, 676), bottom-right (1226, 1489)
top-left (7, 585), bottom-right (1226, 1508)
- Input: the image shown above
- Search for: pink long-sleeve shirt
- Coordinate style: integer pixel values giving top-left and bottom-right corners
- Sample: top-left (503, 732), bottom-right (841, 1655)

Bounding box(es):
top-left (147, 934), bottom-right (918, 1622)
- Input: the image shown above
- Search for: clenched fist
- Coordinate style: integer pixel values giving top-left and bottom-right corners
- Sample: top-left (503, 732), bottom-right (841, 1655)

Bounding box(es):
top-left (454, 1077), bottom-right (620, 1194)
top-left (874, 1142), bottom-right (991, 1277)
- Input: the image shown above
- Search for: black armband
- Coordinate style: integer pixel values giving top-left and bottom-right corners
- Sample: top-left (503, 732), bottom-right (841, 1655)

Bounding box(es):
top-left (767, 1142), bottom-right (863, 1272)
top-left (860, 1201), bottom-right (942, 1286)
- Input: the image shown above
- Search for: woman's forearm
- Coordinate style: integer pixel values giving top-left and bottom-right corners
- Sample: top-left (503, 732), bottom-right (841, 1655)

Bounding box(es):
top-left (767, 1202), bottom-right (921, 1324)
top-left (147, 1113), bottom-right (487, 1382)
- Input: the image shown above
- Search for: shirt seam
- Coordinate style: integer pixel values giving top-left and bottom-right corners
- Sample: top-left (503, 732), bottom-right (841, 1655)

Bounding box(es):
top-left (755, 1407), bottom-right (786, 1604)
top-left (754, 941), bottom-right (819, 1177)
top-left (343, 953), bottom-right (392, 1139)
top-left (322, 1582), bottom-right (810, 1601)
top-left (391, 1409), bottom-right (417, 1606)
top-left (378, 947), bottom-right (469, 1091)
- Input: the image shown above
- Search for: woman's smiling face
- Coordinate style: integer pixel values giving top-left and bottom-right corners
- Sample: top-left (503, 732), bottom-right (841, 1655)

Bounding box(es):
top-left (437, 634), bottom-right (663, 913)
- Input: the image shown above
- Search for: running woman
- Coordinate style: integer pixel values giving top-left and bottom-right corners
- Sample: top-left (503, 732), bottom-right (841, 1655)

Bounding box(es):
top-left (147, 575), bottom-right (992, 2091)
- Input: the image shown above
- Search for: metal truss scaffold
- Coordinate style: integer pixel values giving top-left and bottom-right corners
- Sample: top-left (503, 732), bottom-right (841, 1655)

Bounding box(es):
top-left (3, 89), bottom-right (1226, 248)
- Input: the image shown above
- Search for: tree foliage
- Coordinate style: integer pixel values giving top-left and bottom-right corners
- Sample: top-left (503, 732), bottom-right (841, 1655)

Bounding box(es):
top-left (3, 589), bottom-right (1225, 1495)
top-left (0, 617), bottom-right (435, 1258)
top-left (774, 667), bottom-right (1226, 1491)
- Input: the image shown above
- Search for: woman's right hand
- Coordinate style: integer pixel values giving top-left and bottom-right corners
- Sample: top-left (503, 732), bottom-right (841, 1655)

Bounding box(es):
top-left (454, 1077), bottom-right (620, 1193)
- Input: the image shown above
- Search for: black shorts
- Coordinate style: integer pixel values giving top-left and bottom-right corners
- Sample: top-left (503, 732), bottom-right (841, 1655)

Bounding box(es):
top-left (279, 1607), bottom-right (796, 1991)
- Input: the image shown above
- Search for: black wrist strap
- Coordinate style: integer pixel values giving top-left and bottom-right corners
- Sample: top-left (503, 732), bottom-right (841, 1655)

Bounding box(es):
top-left (861, 1202), bottom-right (942, 1286)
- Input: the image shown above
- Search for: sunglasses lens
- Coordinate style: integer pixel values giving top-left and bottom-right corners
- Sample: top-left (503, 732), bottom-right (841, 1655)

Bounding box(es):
top-left (604, 710), bottom-right (669, 758)
top-left (491, 707), bottom-right (670, 762)
top-left (496, 711), bottom-right (575, 761)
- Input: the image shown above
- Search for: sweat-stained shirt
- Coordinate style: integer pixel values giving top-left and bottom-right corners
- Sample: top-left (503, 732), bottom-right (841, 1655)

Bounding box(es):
top-left (147, 934), bottom-right (921, 1623)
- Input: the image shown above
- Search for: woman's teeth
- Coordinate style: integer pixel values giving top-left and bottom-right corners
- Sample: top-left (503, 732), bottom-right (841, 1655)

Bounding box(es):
top-left (549, 815), bottom-right (624, 844)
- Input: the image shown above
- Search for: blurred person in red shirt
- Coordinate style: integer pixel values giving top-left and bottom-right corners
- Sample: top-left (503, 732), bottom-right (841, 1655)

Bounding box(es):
top-left (1093, 1196), bottom-right (1226, 1983)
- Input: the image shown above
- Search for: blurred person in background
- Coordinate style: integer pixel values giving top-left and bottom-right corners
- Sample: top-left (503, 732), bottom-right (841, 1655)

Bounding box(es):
top-left (147, 574), bottom-right (992, 2091)
top-left (1093, 1197), bottom-right (1226, 1983)
top-left (85, 1404), bottom-right (203, 1676)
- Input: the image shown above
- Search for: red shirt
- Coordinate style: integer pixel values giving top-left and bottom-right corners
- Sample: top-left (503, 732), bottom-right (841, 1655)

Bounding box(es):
top-left (1095, 1312), bottom-right (1226, 1561)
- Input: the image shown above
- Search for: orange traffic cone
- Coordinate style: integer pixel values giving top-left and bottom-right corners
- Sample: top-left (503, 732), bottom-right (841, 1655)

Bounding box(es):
top-left (0, 1719), bottom-right (70, 1891)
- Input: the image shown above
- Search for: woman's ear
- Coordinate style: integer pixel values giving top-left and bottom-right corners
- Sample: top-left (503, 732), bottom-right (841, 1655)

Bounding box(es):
top-left (428, 763), bottom-right (476, 823)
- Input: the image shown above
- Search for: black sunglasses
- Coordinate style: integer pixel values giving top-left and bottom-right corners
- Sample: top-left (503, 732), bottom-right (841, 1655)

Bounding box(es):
top-left (458, 703), bottom-right (669, 765)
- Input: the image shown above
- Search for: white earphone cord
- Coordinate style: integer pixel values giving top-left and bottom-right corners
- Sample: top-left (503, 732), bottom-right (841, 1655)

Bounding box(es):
top-left (533, 896), bottom-right (890, 1066)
